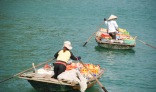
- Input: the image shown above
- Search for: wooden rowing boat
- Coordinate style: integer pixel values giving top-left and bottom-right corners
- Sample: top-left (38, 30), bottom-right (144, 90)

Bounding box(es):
top-left (95, 28), bottom-right (136, 49)
top-left (19, 63), bottom-right (105, 92)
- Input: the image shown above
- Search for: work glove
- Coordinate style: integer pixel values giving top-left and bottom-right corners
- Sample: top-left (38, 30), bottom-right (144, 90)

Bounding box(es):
top-left (104, 18), bottom-right (107, 21)
top-left (77, 56), bottom-right (81, 60)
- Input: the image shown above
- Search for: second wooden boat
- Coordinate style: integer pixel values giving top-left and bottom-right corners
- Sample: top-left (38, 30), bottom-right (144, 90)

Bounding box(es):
top-left (95, 28), bottom-right (136, 49)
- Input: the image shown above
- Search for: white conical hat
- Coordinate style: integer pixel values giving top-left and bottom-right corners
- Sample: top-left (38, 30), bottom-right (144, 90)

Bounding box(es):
top-left (63, 41), bottom-right (72, 50)
top-left (108, 15), bottom-right (118, 20)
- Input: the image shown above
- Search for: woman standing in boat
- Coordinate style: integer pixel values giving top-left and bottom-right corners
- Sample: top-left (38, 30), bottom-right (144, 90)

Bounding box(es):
top-left (104, 14), bottom-right (119, 40)
top-left (52, 41), bottom-right (81, 79)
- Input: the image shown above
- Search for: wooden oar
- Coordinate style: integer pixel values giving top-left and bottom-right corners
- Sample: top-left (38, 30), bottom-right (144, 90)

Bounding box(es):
top-left (83, 21), bottom-right (104, 47)
top-left (0, 58), bottom-right (55, 83)
top-left (79, 60), bottom-right (108, 92)
top-left (137, 39), bottom-right (156, 49)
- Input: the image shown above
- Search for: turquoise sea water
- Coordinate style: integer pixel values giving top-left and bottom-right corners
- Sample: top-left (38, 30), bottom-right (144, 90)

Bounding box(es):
top-left (0, 0), bottom-right (156, 92)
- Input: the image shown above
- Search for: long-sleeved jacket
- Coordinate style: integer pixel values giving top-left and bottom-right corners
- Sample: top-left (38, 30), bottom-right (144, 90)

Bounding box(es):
top-left (105, 20), bottom-right (118, 33)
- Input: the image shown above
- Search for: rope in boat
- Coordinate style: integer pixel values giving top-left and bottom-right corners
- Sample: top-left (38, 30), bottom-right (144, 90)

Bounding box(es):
top-left (137, 39), bottom-right (156, 49)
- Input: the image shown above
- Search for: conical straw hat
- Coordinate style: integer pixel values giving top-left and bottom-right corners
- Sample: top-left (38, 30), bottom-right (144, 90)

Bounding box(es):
top-left (108, 15), bottom-right (118, 21)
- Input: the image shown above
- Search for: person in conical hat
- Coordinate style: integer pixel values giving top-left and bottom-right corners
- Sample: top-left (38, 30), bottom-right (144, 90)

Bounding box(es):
top-left (104, 14), bottom-right (119, 40)
top-left (52, 41), bottom-right (81, 79)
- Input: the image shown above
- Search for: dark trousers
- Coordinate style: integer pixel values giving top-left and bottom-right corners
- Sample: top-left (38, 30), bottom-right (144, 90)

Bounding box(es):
top-left (109, 32), bottom-right (116, 39)
top-left (53, 63), bottom-right (66, 79)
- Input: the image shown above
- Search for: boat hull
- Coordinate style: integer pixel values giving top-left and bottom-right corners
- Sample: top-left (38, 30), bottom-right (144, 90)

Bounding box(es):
top-left (97, 42), bottom-right (135, 49)
top-left (28, 79), bottom-right (98, 92)
top-left (28, 80), bottom-right (75, 91)
top-left (95, 38), bottom-right (135, 49)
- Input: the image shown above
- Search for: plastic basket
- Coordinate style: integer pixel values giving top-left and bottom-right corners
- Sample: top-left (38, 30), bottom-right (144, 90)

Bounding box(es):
top-left (124, 39), bottom-right (135, 44)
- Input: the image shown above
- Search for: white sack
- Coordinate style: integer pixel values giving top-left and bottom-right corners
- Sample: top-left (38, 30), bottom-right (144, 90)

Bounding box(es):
top-left (58, 69), bottom-right (87, 92)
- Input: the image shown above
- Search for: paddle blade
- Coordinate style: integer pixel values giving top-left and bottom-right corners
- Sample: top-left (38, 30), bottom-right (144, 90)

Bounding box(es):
top-left (102, 87), bottom-right (108, 92)
top-left (83, 42), bottom-right (87, 47)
